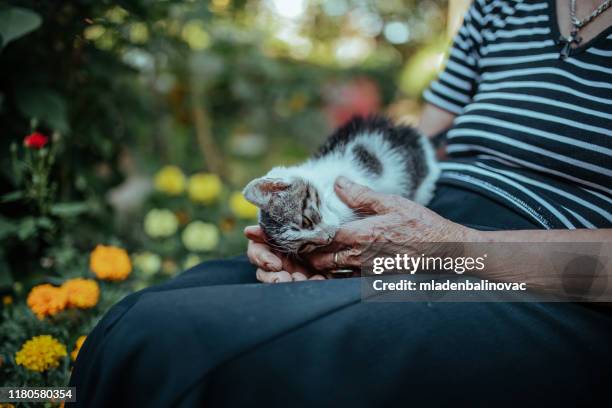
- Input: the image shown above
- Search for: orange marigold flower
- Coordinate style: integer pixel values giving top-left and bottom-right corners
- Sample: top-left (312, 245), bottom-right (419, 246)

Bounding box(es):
top-left (62, 278), bottom-right (100, 309)
top-left (71, 335), bottom-right (87, 361)
top-left (27, 284), bottom-right (68, 319)
top-left (90, 244), bottom-right (132, 281)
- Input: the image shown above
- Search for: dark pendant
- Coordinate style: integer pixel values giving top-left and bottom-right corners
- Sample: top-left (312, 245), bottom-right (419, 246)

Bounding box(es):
top-left (558, 30), bottom-right (582, 60)
top-left (559, 40), bottom-right (572, 60)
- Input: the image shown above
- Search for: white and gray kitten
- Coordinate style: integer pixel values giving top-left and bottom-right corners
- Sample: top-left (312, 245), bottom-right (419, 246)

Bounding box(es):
top-left (243, 115), bottom-right (440, 255)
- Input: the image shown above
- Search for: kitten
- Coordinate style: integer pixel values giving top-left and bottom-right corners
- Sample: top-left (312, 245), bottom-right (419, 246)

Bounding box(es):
top-left (243, 115), bottom-right (440, 255)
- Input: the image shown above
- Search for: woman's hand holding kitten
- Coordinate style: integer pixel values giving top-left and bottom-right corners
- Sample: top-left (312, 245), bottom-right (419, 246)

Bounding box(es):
top-left (305, 177), bottom-right (476, 271)
top-left (245, 226), bottom-right (327, 283)
top-left (246, 176), bottom-right (477, 282)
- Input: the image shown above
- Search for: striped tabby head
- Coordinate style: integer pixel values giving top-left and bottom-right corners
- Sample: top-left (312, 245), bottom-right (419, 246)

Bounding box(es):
top-left (243, 177), bottom-right (335, 254)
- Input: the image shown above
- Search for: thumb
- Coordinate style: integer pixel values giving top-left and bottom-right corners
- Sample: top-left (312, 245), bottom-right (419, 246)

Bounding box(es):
top-left (334, 176), bottom-right (389, 215)
top-left (244, 225), bottom-right (267, 243)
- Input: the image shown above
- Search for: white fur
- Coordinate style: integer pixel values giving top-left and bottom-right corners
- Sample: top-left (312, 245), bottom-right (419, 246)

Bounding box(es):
top-left (260, 131), bottom-right (438, 231)
top-left (413, 135), bottom-right (440, 205)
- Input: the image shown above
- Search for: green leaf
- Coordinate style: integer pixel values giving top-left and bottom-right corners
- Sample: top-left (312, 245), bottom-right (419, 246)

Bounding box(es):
top-left (0, 216), bottom-right (18, 240)
top-left (36, 216), bottom-right (54, 229)
top-left (0, 248), bottom-right (13, 289)
top-left (16, 217), bottom-right (37, 240)
top-left (50, 202), bottom-right (89, 218)
top-left (1, 191), bottom-right (25, 203)
top-left (16, 87), bottom-right (69, 133)
top-left (0, 6), bottom-right (42, 49)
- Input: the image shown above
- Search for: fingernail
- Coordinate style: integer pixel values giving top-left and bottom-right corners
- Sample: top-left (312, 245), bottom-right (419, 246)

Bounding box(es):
top-left (336, 176), bottom-right (351, 189)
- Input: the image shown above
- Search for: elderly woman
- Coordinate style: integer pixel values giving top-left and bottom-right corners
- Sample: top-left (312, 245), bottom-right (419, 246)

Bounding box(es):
top-left (70, 1), bottom-right (612, 407)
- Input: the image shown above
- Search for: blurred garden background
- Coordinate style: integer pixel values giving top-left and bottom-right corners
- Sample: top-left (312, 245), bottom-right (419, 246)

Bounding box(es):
top-left (0, 0), bottom-right (468, 393)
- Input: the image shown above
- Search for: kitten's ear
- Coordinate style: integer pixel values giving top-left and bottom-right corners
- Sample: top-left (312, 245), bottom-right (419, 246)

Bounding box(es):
top-left (243, 178), bottom-right (290, 209)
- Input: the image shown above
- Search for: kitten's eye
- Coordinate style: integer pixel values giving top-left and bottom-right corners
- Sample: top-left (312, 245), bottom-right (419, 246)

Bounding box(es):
top-left (302, 216), bottom-right (313, 229)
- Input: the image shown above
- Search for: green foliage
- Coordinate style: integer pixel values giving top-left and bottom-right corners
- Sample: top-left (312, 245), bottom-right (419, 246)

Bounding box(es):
top-left (16, 88), bottom-right (69, 133)
top-left (0, 0), bottom-right (448, 392)
top-left (0, 282), bottom-right (131, 390)
top-left (0, 5), bottom-right (42, 49)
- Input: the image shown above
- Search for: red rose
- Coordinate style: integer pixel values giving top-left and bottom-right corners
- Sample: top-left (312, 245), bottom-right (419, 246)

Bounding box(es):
top-left (23, 132), bottom-right (49, 149)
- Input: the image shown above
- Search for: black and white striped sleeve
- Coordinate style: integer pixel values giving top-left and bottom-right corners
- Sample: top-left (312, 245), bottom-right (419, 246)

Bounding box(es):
top-left (423, 1), bottom-right (486, 115)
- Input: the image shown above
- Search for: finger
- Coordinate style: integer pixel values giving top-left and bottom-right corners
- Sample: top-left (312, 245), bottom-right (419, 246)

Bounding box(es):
top-left (329, 226), bottom-right (363, 248)
top-left (244, 225), bottom-right (266, 243)
top-left (308, 248), bottom-right (362, 271)
top-left (305, 223), bottom-right (365, 254)
top-left (273, 271), bottom-right (293, 283)
top-left (291, 272), bottom-right (308, 281)
top-left (247, 240), bottom-right (277, 270)
top-left (247, 240), bottom-right (282, 271)
top-left (334, 176), bottom-right (390, 215)
top-left (256, 269), bottom-right (292, 283)
top-left (309, 274), bottom-right (326, 280)
top-left (281, 256), bottom-right (311, 275)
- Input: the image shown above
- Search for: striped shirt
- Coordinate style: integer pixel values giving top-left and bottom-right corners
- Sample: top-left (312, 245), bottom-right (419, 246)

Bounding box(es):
top-left (424, 0), bottom-right (612, 229)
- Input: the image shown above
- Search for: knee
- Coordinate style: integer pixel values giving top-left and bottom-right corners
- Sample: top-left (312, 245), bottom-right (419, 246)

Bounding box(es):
top-left (180, 255), bottom-right (257, 285)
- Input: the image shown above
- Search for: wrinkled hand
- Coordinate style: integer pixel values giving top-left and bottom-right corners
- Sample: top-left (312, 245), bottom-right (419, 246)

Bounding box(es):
top-left (245, 226), bottom-right (327, 283)
top-left (305, 177), bottom-right (476, 271)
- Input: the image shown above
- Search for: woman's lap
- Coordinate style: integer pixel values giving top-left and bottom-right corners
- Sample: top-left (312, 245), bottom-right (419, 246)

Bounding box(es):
top-left (70, 186), bottom-right (611, 407)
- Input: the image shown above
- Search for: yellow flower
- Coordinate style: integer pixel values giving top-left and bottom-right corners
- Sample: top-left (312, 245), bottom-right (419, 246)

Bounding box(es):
top-left (2, 295), bottom-right (12, 305)
top-left (71, 336), bottom-right (87, 361)
top-left (183, 254), bottom-right (202, 269)
top-left (154, 165), bottom-right (185, 195)
top-left (144, 209), bottom-right (179, 238)
top-left (182, 221), bottom-right (219, 252)
top-left (15, 335), bottom-right (67, 372)
top-left (188, 173), bottom-right (222, 204)
top-left (27, 284), bottom-right (68, 320)
top-left (62, 278), bottom-right (100, 309)
top-left (90, 245), bottom-right (132, 281)
top-left (133, 251), bottom-right (162, 277)
top-left (229, 191), bottom-right (259, 219)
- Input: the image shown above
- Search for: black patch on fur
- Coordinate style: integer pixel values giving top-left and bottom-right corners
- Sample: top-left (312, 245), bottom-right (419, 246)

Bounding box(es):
top-left (352, 144), bottom-right (382, 176)
top-left (315, 115), bottom-right (422, 155)
top-left (314, 115), bottom-right (430, 197)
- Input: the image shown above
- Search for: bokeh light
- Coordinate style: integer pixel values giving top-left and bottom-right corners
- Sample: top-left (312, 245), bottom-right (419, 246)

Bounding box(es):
top-left (383, 21), bottom-right (411, 44)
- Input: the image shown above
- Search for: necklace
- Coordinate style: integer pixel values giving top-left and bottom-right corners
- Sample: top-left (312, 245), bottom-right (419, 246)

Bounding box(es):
top-left (558, 0), bottom-right (612, 60)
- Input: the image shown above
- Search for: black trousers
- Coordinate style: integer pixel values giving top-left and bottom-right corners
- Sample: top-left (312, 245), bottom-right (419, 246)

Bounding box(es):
top-left (69, 186), bottom-right (612, 407)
